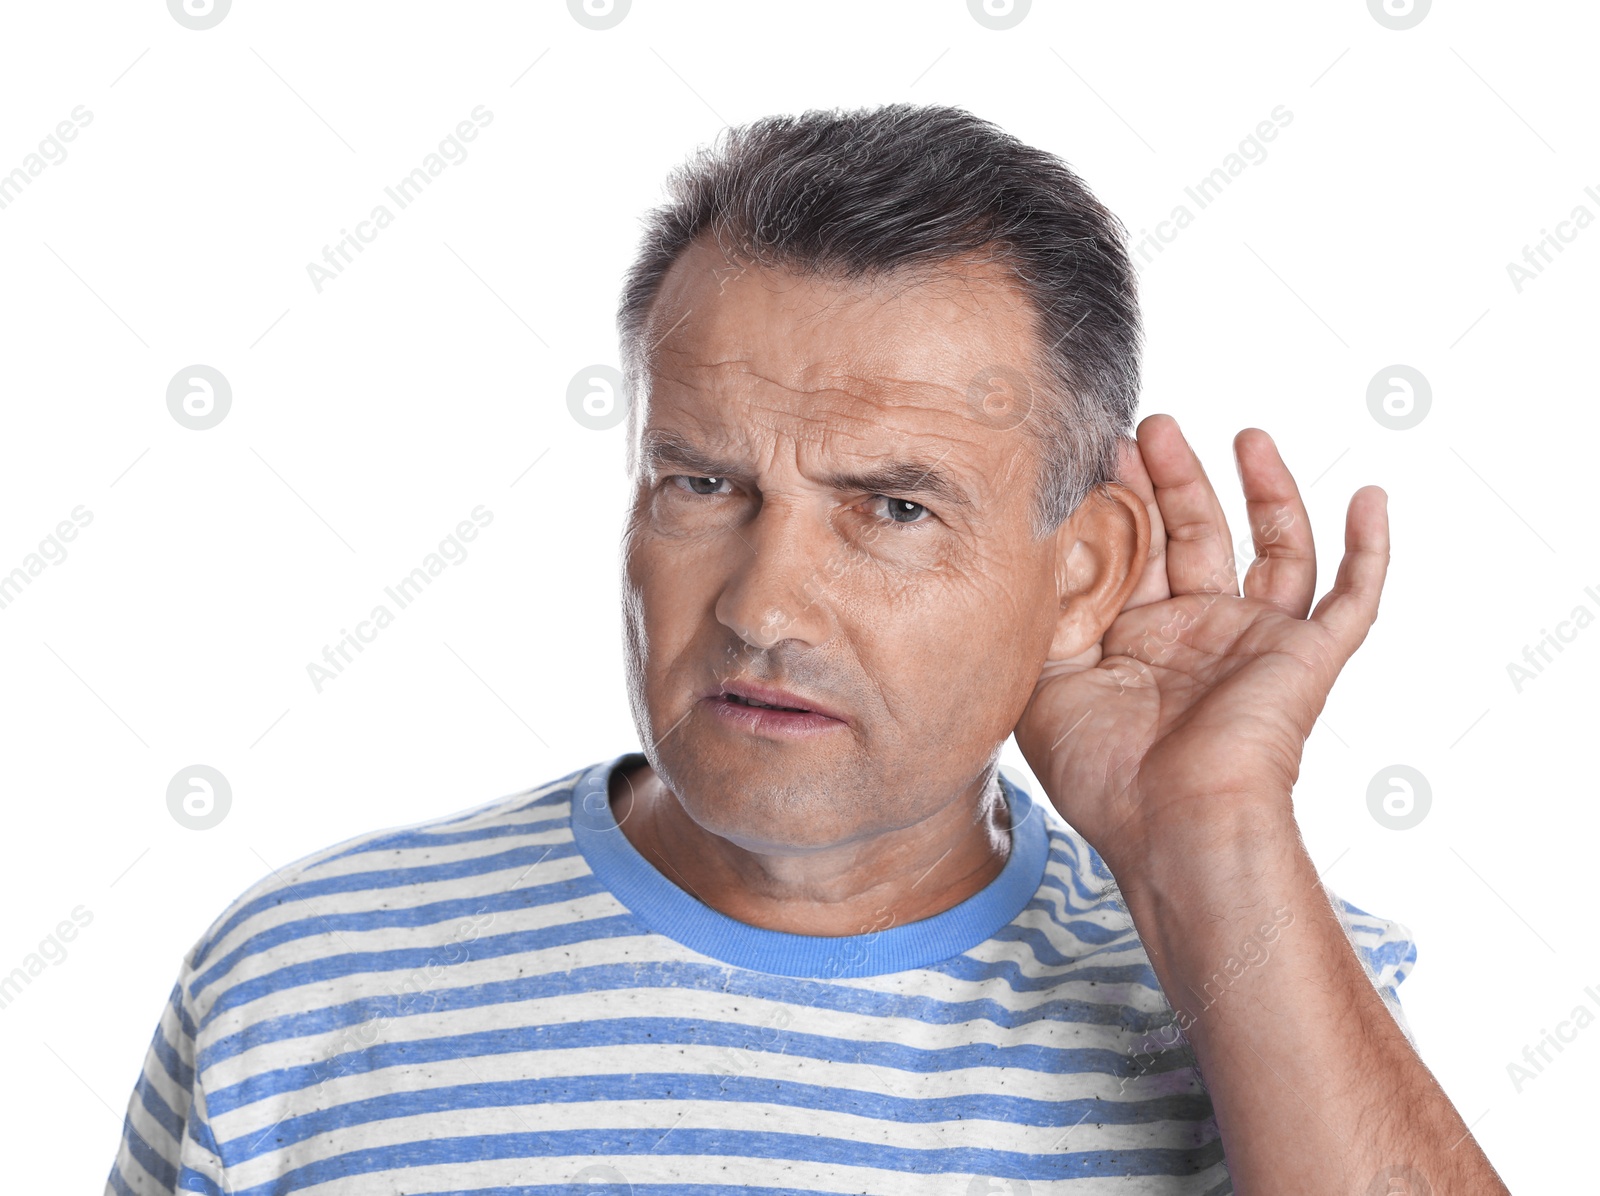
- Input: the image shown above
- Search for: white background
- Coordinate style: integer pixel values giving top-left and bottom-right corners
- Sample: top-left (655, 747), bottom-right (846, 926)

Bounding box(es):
top-left (1, 1), bottom-right (1594, 1191)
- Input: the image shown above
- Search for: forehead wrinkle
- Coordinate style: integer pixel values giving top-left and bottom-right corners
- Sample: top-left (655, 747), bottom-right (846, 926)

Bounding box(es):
top-left (657, 348), bottom-right (977, 428)
top-left (647, 376), bottom-right (978, 469)
top-left (657, 289), bottom-right (1027, 402)
top-left (659, 351), bottom-right (935, 408)
top-left (650, 361), bottom-right (910, 452)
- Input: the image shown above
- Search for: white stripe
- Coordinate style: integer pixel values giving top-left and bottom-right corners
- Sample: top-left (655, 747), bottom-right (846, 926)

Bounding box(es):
top-left (211, 1023), bottom-right (1202, 1147)
top-left (271, 1151), bottom-right (1228, 1196)
top-left (222, 1090), bottom-right (1222, 1193)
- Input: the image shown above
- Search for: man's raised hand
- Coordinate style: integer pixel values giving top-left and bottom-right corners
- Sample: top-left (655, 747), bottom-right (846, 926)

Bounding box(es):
top-left (1011, 413), bottom-right (1391, 878)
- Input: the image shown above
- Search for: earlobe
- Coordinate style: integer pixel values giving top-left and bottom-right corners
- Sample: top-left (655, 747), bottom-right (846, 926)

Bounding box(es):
top-left (1045, 483), bottom-right (1151, 661)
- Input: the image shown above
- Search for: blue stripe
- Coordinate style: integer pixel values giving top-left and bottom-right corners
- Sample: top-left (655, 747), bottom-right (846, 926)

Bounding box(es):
top-left (343, 774), bottom-right (579, 841)
top-left (930, 948), bottom-right (1161, 992)
top-left (190, 1109), bottom-right (224, 1161)
top-left (403, 1188), bottom-right (871, 1196)
top-left (441, 783), bottom-right (576, 823)
top-left (104, 1163), bottom-right (137, 1196)
top-left (174, 985), bottom-right (199, 1042)
top-left (1055, 937), bottom-right (1155, 966)
top-left (1031, 891), bottom-right (1126, 934)
top-left (192, 841), bottom-right (586, 971)
top-left (1020, 900), bottom-right (1133, 946)
top-left (221, 1071), bottom-right (1216, 1161)
top-left (1036, 870), bottom-right (1123, 919)
top-left (198, 956), bottom-right (1177, 1074)
top-left (134, 1067), bottom-right (185, 1144)
top-left (981, 919), bottom-right (1141, 964)
top-left (317, 812), bottom-right (571, 866)
top-left (198, 911), bottom-right (638, 1036)
top-left (190, 871), bottom-right (610, 998)
top-left (1042, 841), bottom-right (1112, 905)
top-left (119, 1120), bottom-right (178, 1192)
top-left (1364, 939), bottom-right (1419, 973)
top-left (206, 1013), bottom-right (1198, 1118)
top-left (226, 1128), bottom-right (1227, 1196)
top-left (150, 1014), bottom-right (195, 1094)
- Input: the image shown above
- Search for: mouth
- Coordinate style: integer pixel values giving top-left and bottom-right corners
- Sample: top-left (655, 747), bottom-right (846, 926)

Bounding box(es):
top-left (701, 679), bottom-right (850, 728)
top-left (724, 693), bottom-right (812, 713)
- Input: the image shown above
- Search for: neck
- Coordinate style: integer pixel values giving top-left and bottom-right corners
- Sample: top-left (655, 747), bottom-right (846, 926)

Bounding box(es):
top-left (608, 760), bottom-right (1012, 936)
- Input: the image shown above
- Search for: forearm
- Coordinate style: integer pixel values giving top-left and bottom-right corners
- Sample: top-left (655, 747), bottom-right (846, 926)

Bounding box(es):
top-left (1114, 804), bottom-right (1507, 1195)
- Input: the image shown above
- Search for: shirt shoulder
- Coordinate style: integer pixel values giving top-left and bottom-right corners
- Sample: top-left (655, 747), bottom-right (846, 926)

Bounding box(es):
top-left (177, 759), bottom-right (596, 1028)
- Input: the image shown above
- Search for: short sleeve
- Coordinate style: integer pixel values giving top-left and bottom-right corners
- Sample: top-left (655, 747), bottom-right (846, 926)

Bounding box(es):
top-left (105, 975), bottom-right (227, 1194)
top-left (1328, 891), bottom-right (1420, 1048)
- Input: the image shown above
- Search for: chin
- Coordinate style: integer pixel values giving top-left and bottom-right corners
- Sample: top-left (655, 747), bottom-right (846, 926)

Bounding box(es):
top-left (656, 748), bottom-right (864, 845)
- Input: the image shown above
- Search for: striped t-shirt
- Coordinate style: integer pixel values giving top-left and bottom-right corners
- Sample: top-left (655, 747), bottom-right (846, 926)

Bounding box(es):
top-left (107, 751), bottom-right (1417, 1194)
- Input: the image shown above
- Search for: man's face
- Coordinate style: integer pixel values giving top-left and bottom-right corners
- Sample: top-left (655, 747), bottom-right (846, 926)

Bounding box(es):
top-left (621, 237), bottom-right (1072, 856)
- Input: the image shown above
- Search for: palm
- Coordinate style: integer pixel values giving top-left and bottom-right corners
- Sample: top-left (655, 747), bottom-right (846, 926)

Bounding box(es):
top-left (1012, 416), bottom-right (1390, 872)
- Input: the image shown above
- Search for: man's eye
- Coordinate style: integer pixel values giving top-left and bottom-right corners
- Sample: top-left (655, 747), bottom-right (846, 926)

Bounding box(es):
top-left (671, 476), bottom-right (731, 496)
top-left (667, 478), bottom-right (929, 527)
top-left (867, 496), bottom-right (931, 526)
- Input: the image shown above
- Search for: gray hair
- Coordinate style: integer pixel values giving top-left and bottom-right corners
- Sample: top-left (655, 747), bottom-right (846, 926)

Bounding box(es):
top-left (615, 103), bottom-right (1142, 536)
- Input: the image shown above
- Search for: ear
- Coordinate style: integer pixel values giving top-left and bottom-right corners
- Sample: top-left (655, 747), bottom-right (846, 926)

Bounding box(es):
top-left (1044, 480), bottom-right (1151, 661)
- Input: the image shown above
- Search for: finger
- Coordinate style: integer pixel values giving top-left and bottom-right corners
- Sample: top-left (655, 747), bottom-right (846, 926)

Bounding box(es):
top-left (1308, 485), bottom-right (1390, 652)
top-left (1135, 413), bottom-right (1238, 597)
top-left (1234, 428), bottom-right (1316, 619)
top-left (1113, 434), bottom-right (1173, 608)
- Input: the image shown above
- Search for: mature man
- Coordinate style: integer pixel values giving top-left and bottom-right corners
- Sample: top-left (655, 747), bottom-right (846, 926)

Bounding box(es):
top-left (109, 104), bottom-right (1505, 1194)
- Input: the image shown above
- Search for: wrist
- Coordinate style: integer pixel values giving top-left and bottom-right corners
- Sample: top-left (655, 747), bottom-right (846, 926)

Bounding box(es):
top-left (1111, 814), bottom-right (1328, 1029)
top-left (1109, 802), bottom-right (1313, 950)
top-left (1098, 793), bottom-right (1304, 900)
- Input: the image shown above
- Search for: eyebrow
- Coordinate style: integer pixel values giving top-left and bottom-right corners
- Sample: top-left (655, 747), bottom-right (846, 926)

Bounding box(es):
top-left (639, 428), bottom-right (975, 510)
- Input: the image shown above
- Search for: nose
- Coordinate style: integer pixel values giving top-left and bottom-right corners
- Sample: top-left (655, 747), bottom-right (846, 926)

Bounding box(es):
top-left (713, 497), bottom-right (837, 651)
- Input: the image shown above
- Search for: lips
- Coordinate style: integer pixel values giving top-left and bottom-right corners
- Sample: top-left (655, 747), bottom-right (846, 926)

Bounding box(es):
top-left (707, 679), bottom-right (848, 724)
